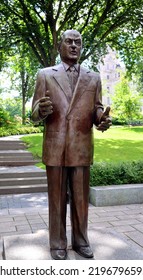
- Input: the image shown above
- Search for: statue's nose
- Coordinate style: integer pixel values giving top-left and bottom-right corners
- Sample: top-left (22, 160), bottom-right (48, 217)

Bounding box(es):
top-left (71, 41), bottom-right (76, 47)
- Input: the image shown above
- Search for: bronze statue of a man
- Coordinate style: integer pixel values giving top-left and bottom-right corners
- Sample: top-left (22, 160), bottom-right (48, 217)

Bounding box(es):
top-left (32, 30), bottom-right (111, 260)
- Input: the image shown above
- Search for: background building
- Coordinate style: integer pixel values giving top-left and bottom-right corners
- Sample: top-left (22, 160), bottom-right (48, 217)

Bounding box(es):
top-left (99, 47), bottom-right (125, 106)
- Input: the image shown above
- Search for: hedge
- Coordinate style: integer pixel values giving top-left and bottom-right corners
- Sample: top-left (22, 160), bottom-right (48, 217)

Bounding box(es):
top-left (90, 160), bottom-right (143, 186)
top-left (0, 125), bottom-right (43, 137)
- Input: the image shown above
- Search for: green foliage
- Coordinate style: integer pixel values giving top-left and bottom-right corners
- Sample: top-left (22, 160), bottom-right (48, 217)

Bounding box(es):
top-left (1, 97), bottom-right (22, 119)
top-left (1, 43), bottom-right (39, 125)
top-left (1, 0), bottom-right (143, 71)
top-left (111, 75), bottom-right (142, 124)
top-left (0, 104), bottom-right (14, 127)
top-left (129, 58), bottom-right (143, 96)
top-left (0, 125), bottom-right (43, 137)
top-left (8, 44), bottom-right (39, 102)
top-left (119, 33), bottom-right (143, 74)
top-left (90, 161), bottom-right (143, 186)
top-left (1, 0), bottom-right (143, 128)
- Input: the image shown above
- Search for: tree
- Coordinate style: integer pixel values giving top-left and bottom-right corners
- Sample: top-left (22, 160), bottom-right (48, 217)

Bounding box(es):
top-left (13, 45), bottom-right (39, 124)
top-left (1, 0), bottom-right (143, 71)
top-left (129, 58), bottom-right (143, 97)
top-left (111, 75), bottom-right (142, 124)
top-left (1, 97), bottom-right (22, 118)
top-left (3, 43), bottom-right (39, 124)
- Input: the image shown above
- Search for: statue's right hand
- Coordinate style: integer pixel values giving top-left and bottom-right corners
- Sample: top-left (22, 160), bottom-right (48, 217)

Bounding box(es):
top-left (39, 91), bottom-right (53, 117)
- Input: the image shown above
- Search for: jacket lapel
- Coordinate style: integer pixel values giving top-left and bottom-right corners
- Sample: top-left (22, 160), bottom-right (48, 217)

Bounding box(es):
top-left (52, 64), bottom-right (72, 102)
top-left (52, 64), bottom-right (92, 112)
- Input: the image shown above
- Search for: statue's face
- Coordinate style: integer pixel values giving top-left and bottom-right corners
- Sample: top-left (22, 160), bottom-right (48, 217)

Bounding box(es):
top-left (59, 30), bottom-right (82, 65)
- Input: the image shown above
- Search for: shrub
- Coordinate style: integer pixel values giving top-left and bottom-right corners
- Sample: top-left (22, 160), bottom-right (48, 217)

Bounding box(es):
top-left (0, 106), bottom-right (14, 127)
top-left (0, 125), bottom-right (43, 137)
top-left (111, 117), bottom-right (127, 126)
top-left (112, 117), bottom-right (143, 126)
top-left (90, 160), bottom-right (143, 186)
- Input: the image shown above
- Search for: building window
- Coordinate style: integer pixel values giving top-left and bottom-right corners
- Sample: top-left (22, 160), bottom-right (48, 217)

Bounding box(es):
top-left (107, 86), bottom-right (110, 92)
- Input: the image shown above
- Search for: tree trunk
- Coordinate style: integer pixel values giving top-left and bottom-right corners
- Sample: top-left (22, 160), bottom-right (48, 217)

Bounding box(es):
top-left (21, 70), bottom-right (26, 125)
top-left (22, 90), bottom-right (26, 125)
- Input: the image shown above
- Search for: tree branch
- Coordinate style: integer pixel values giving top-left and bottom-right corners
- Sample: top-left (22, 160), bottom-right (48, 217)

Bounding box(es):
top-left (55, 0), bottom-right (63, 22)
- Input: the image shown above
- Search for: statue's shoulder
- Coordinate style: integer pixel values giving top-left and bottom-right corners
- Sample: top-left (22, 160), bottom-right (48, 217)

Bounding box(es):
top-left (40, 63), bottom-right (63, 74)
top-left (80, 66), bottom-right (100, 79)
top-left (36, 65), bottom-right (58, 79)
top-left (39, 66), bottom-right (55, 73)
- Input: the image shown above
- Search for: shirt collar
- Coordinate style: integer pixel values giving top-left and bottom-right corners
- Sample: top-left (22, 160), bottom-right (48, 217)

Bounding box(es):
top-left (62, 62), bottom-right (79, 72)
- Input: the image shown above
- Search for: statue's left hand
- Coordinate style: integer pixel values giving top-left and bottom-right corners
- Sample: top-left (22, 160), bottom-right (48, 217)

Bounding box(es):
top-left (97, 106), bottom-right (112, 132)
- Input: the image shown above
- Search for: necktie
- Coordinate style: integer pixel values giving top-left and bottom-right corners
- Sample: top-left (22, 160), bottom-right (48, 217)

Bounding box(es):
top-left (68, 66), bottom-right (78, 93)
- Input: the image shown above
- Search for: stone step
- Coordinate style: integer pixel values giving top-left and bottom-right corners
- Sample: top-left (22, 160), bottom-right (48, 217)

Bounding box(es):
top-left (0, 142), bottom-right (26, 150)
top-left (3, 228), bottom-right (143, 260)
top-left (0, 141), bottom-right (25, 145)
top-left (0, 140), bottom-right (24, 144)
top-left (0, 184), bottom-right (47, 195)
top-left (0, 171), bottom-right (46, 179)
top-left (0, 150), bottom-right (32, 156)
top-left (0, 176), bottom-right (47, 186)
top-left (0, 160), bottom-right (39, 166)
top-left (0, 156), bottom-right (34, 161)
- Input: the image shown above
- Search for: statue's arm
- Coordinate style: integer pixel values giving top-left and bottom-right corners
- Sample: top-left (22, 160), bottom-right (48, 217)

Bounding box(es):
top-left (93, 75), bottom-right (112, 131)
top-left (31, 70), bottom-right (53, 122)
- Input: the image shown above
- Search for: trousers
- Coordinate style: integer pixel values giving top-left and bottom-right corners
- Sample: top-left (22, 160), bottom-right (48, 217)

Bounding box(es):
top-left (46, 166), bottom-right (90, 249)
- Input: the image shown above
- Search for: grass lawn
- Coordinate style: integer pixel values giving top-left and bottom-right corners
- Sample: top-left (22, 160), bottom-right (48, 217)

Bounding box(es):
top-left (93, 125), bottom-right (143, 163)
top-left (22, 126), bottom-right (143, 168)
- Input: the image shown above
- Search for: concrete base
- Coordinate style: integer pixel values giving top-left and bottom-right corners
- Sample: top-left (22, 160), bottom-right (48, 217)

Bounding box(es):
top-left (89, 184), bottom-right (143, 206)
top-left (3, 228), bottom-right (143, 260)
top-left (0, 239), bottom-right (3, 260)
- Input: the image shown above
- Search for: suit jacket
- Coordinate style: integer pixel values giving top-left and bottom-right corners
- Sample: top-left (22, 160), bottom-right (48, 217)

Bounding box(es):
top-left (32, 63), bottom-right (104, 166)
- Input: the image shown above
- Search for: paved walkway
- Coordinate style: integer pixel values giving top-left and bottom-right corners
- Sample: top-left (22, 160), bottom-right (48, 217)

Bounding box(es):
top-left (0, 192), bottom-right (143, 253)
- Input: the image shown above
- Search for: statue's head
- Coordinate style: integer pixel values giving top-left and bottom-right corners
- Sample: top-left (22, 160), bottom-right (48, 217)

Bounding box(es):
top-left (58, 30), bottom-right (82, 65)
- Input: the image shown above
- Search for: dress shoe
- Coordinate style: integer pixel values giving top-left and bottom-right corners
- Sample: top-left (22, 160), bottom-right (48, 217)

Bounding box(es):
top-left (50, 249), bottom-right (67, 260)
top-left (73, 246), bottom-right (94, 258)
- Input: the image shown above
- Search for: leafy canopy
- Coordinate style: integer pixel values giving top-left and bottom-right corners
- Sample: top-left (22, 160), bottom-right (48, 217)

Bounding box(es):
top-left (1, 0), bottom-right (143, 70)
